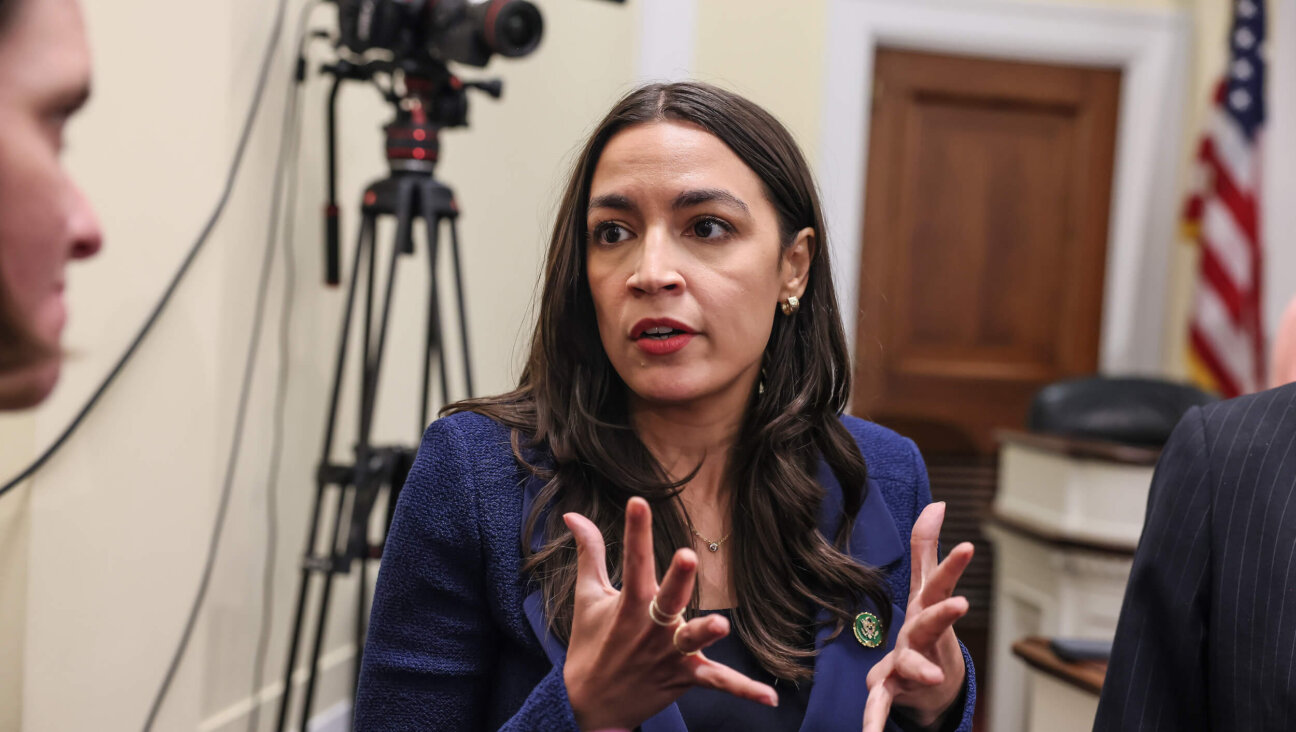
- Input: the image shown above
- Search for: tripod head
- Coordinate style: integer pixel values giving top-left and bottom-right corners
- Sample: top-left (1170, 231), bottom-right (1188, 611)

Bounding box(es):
top-left (321, 56), bottom-right (501, 283)
top-left (384, 60), bottom-right (502, 174)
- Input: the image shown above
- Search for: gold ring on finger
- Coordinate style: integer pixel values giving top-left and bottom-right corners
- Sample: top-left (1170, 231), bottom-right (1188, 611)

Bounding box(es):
top-left (649, 596), bottom-right (684, 627)
top-left (673, 621), bottom-right (700, 656)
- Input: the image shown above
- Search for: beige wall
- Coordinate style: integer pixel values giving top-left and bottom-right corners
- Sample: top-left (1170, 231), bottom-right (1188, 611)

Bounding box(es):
top-left (0, 0), bottom-right (636, 729)
top-left (692, 2), bottom-right (829, 165)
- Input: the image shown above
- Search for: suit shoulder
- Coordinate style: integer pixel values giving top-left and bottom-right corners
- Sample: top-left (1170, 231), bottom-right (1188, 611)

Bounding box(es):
top-left (1198, 383), bottom-right (1296, 443)
top-left (1199, 382), bottom-right (1296, 424)
top-left (429, 409), bottom-right (512, 444)
top-left (409, 410), bottom-right (523, 500)
top-left (838, 414), bottom-right (922, 483)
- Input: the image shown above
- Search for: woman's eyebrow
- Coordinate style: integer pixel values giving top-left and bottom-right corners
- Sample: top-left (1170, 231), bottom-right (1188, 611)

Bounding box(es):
top-left (672, 188), bottom-right (749, 214)
top-left (588, 193), bottom-right (636, 214)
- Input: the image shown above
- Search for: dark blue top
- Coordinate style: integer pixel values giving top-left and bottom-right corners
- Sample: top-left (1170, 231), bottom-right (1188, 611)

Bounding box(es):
top-left (353, 411), bottom-right (977, 731)
top-left (675, 609), bottom-right (813, 731)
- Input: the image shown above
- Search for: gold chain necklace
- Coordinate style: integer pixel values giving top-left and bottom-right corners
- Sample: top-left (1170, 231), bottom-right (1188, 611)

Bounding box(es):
top-left (691, 528), bottom-right (731, 553)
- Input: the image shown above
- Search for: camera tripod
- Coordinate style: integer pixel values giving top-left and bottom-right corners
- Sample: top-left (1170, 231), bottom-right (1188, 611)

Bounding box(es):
top-left (274, 60), bottom-right (484, 732)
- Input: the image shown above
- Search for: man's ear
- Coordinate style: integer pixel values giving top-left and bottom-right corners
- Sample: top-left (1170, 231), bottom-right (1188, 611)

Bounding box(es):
top-left (780, 227), bottom-right (815, 300)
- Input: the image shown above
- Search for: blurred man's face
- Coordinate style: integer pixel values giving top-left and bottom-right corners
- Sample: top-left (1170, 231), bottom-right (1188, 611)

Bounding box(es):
top-left (0, 0), bottom-right (102, 408)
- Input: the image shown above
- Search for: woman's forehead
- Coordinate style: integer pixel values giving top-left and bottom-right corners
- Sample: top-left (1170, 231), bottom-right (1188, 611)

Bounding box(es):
top-left (0, 0), bottom-right (92, 102)
top-left (589, 121), bottom-right (764, 203)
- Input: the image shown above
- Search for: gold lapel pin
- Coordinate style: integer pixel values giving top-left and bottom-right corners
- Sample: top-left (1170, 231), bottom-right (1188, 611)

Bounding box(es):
top-left (853, 611), bottom-right (883, 648)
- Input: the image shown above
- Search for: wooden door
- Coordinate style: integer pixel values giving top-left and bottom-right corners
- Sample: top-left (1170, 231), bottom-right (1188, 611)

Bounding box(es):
top-left (852, 49), bottom-right (1122, 724)
top-left (855, 49), bottom-right (1118, 453)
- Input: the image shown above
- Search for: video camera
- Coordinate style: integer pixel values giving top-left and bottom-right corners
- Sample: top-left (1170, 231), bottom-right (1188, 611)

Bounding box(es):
top-left (337, 0), bottom-right (545, 67)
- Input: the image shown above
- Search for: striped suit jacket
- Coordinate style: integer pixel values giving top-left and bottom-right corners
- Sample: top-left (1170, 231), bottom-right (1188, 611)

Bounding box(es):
top-left (1095, 382), bottom-right (1296, 731)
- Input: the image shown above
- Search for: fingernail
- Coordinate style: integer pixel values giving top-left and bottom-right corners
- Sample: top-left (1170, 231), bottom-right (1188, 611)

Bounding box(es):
top-left (767, 692), bottom-right (779, 707)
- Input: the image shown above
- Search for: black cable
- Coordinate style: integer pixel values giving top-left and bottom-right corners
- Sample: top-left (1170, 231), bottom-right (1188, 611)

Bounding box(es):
top-left (139, 0), bottom-right (294, 728)
top-left (246, 4), bottom-right (317, 728)
top-left (0, 0), bottom-right (290, 500)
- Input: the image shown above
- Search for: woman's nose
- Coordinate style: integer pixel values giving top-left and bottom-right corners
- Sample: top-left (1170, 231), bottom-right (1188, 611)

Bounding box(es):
top-left (626, 226), bottom-right (683, 294)
top-left (68, 183), bottom-right (102, 260)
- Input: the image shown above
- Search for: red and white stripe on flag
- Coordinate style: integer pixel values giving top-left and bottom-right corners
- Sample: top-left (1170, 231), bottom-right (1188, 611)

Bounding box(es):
top-left (1184, 0), bottom-right (1266, 398)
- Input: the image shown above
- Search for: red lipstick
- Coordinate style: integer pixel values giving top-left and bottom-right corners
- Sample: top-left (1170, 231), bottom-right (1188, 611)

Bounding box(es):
top-left (630, 318), bottom-right (696, 356)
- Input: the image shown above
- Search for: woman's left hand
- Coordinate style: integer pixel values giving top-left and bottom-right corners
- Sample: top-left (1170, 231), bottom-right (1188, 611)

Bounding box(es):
top-left (862, 502), bottom-right (974, 732)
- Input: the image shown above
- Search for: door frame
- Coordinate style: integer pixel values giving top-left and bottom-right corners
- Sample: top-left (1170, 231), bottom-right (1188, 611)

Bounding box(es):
top-left (820, 0), bottom-right (1190, 376)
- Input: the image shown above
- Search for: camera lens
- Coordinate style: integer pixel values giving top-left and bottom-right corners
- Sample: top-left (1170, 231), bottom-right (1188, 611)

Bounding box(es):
top-left (482, 0), bottom-right (543, 57)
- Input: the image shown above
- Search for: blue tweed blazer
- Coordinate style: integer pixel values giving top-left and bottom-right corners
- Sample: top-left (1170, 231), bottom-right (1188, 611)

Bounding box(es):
top-left (354, 411), bottom-right (976, 731)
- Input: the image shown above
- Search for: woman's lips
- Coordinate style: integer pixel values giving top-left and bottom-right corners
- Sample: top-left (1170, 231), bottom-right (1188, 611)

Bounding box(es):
top-left (630, 318), bottom-right (697, 356)
top-left (629, 317), bottom-right (695, 339)
top-left (635, 332), bottom-right (694, 356)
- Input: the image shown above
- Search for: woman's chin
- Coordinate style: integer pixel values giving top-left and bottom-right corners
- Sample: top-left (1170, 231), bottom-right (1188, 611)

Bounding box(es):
top-left (0, 355), bottom-right (61, 410)
top-left (626, 379), bottom-right (702, 406)
top-left (626, 372), bottom-right (745, 408)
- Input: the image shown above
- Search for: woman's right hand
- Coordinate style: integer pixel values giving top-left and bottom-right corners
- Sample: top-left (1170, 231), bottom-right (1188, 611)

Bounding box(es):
top-left (561, 497), bottom-right (778, 731)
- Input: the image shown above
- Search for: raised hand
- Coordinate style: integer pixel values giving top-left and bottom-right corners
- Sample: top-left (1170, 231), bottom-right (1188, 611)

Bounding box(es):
top-left (562, 497), bottom-right (778, 731)
top-left (862, 502), bottom-right (974, 732)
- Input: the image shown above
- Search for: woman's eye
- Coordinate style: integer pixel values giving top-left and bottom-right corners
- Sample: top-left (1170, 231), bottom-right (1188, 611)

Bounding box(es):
top-left (590, 223), bottom-right (632, 246)
top-left (690, 217), bottom-right (732, 240)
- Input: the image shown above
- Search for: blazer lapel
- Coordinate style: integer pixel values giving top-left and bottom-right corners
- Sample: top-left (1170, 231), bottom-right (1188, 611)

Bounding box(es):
top-left (816, 459), bottom-right (906, 569)
top-left (801, 460), bottom-right (908, 731)
top-left (521, 468), bottom-right (569, 668)
top-left (798, 601), bottom-right (907, 731)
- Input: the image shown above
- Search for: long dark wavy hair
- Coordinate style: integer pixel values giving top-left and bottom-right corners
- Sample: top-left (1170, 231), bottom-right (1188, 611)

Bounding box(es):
top-left (449, 81), bottom-right (891, 681)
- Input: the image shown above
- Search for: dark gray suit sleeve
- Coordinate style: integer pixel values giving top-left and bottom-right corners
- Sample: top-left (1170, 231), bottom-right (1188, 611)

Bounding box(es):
top-left (1093, 407), bottom-right (1213, 732)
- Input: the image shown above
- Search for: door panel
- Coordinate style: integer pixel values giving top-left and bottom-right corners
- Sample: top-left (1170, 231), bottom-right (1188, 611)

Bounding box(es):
top-left (854, 49), bottom-right (1120, 455)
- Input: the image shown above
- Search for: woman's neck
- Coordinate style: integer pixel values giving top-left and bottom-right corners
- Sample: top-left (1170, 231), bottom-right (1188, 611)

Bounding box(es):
top-left (628, 392), bottom-right (744, 506)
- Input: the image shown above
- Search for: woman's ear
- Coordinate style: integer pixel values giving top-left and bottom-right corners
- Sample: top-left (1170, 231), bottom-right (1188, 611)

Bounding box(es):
top-left (780, 227), bottom-right (815, 300)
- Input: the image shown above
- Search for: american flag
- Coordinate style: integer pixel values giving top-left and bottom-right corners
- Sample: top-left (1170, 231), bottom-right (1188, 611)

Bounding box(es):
top-left (1183, 0), bottom-right (1267, 398)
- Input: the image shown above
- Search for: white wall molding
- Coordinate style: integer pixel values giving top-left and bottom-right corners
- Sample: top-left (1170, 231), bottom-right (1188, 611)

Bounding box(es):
top-left (820, 0), bottom-right (1191, 375)
top-left (199, 644), bottom-right (355, 732)
top-left (637, 0), bottom-right (697, 82)
top-left (307, 701), bottom-right (353, 732)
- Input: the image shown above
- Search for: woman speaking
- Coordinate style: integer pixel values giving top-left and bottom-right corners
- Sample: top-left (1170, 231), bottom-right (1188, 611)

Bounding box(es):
top-left (354, 82), bottom-right (976, 732)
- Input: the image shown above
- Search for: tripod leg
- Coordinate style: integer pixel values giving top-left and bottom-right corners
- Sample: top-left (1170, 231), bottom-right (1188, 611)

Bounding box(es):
top-left (299, 480), bottom-right (352, 728)
top-left (355, 546), bottom-right (368, 696)
top-left (356, 179), bottom-right (413, 454)
top-left (418, 215), bottom-right (441, 432)
top-left (333, 202), bottom-right (407, 721)
top-left (359, 211), bottom-right (379, 441)
top-left (447, 215), bottom-right (474, 396)
top-left (276, 213), bottom-right (374, 732)
top-left (423, 212), bottom-right (451, 411)
top-left (358, 203), bottom-right (408, 446)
